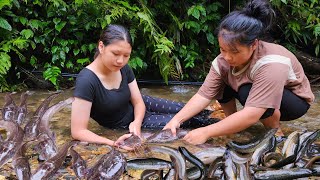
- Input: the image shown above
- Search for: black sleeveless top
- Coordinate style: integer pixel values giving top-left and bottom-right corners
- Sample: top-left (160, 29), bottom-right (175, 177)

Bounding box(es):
top-left (74, 65), bottom-right (135, 128)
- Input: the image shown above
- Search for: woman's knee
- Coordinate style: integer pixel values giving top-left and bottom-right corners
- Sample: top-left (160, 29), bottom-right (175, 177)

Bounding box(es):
top-left (279, 89), bottom-right (310, 121)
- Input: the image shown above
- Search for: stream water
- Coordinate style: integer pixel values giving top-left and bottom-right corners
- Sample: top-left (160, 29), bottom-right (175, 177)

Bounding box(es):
top-left (0, 85), bottom-right (319, 179)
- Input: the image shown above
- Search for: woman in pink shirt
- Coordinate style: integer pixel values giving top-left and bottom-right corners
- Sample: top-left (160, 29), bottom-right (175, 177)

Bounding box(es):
top-left (164, 0), bottom-right (314, 144)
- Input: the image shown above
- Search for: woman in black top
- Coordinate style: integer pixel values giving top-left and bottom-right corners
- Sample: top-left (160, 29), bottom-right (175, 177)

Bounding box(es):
top-left (71, 24), bottom-right (215, 150)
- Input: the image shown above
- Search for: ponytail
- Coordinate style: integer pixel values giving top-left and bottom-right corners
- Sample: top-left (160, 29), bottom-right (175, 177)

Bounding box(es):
top-left (217, 0), bottom-right (275, 47)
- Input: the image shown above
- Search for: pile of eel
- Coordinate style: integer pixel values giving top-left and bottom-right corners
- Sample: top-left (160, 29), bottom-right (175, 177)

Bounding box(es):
top-left (1, 91), bottom-right (320, 179)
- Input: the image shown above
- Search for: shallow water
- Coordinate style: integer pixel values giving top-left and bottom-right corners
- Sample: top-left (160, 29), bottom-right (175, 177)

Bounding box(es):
top-left (0, 85), bottom-right (319, 179)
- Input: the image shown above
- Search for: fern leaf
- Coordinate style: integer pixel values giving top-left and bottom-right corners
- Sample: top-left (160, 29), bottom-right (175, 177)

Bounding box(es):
top-left (0, 52), bottom-right (11, 75)
top-left (0, 0), bottom-right (11, 10)
top-left (12, 38), bottom-right (29, 49)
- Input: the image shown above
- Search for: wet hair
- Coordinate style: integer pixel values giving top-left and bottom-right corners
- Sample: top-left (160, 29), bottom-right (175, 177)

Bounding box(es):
top-left (94, 24), bottom-right (132, 59)
top-left (217, 0), bottom-right (275, 49)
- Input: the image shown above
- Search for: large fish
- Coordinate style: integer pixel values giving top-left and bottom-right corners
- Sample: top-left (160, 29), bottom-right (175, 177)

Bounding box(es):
top-left (12, 141), bottom-right (34, 180)
top-left (33, 97), bottom-right (74, 160)
top-left (254, 168), bottom-right (313, 179)
top-left (227, 128), bottom-right (278, 153)
top-left (146, 129), bottom-right (188, 143)
top-left (1, 93), bottom-right (17, 121)
top-left (223, 149), bottom-right (236, 180)
top-left (33, 133), bottom-right (58, 161)
top-left (0, 120), bottom-right (24, 168)
top-left (282, 131), bottom-right (300, 169)
top-left (39, 97), bottom-right (74, 134)
top-left (191, 145), bottom-right (226, 166)
top-left (24, 92), bottom-right (61, 140)
top-left (251, 136), bottom-right (277, 166)
top-left (296, 130), bottom-right (320, 163)
top-left (86, 148), bottom-right (127, 180)
top-left (147, 145), bottom-right (186, 180)
top-left (127, 158), bottom-right (172, 170)
top-left (179, 146), bottom-right (206, 180)
top-left (15, 91), bottom-right (30, 125)
top-left (69, 147), bottom-right (88, 179)
top-left (31, 140), bottom-right (79, 179)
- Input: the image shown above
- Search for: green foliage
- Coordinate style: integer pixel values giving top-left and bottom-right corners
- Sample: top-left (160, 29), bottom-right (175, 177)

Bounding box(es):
top-left (0, 0), bottom-right (226, 91)
top-left (0, 17), bottom-right (12, 31)
top-left (0, 52), bottom-right (11, 75)
top-left (9, 0), bottom-right (318, 91)
top-left (0, 0), bottom-right (12, 10)
top-left (128, 57), bottom-right (144, 70)
top-left (43, 65), bottom-right (61, 89)
top-left (271, 0), bottom-right (320, 56)
top-left (170, 1), bottom-right (221, 79)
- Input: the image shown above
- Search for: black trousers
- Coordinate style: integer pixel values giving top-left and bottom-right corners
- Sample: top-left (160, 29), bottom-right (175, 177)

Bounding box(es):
top-left (217, 84), bottom-right (310, 121)
top-left (141, 95), bottom-right (217, 129)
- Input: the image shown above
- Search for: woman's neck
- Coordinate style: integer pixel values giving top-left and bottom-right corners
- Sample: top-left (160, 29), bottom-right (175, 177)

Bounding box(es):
top-left (89, 57), bottom-right (114, 76)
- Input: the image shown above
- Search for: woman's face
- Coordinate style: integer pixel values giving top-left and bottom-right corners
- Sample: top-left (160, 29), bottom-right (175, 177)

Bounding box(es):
top-left (98, 40), bottom-right (132, 72)
top-left (218, 36), bottom-right (257, 69)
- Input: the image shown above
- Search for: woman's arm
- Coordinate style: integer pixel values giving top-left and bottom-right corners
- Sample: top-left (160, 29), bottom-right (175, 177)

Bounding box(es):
top-left (183, 106), bottom-right (266, 144)
top-left (163, 93), bottom-right (212, 135)
top-left (71, 97), bottom-right (115, 145)
top-left (128, 79), bottom-right (146, 136)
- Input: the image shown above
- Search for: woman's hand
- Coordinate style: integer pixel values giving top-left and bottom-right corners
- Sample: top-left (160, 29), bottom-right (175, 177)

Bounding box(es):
top-left (129, 120), bottom-right (142, 137)
top-left (114, 133), bottom-right (134, 151)
top-left (163, 119), bottom-right (181, 136)
top-left (183, 127), bottom-right (209, 145)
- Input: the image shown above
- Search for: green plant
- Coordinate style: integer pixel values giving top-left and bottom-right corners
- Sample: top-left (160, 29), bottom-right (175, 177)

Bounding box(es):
top-left (0, 0), bottom-right (228, 91)
top-left (43, 65), bottom-right (61, 89)
top-left (271, 0), bottom-right (320, 56)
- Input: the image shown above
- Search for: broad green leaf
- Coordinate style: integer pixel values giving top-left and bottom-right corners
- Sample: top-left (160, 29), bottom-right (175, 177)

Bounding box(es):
top-left (30, 55), bottom-right (37, 67)
top-left (206, 32), bottom-right (215, 44)
top-left (314, 25), bottom-right (320, 37)
top-left (19, 17), bottom-right (28, 25)
top-left (51, 46), bottom-right (59, 54)
top-left (20, 29), bottom-right (34, 39)
top-left (137, 59), bottom-right (143, 68)
top-left (62, 46), bottom-right (70, 53)
top-left (88, 43), bottom-right (96, 52)
top-left (33, 0), bottom-right (42, 6)
top-left (0, 17), bottom-right (12, 31)
top-left (60, 50), bottom-right (66, 60)
top-left (59, 39), bottom-right (68, 47)
top-left (188, 6), bottom-right (200, 20)
top-left (66, 61), bottom-right (73, 69)
top-left (77, 58), bottom-right (90, 65)
top-left (30, 41), bottom-right (36, 49)
top-left (75, 0), bottom-right (84, 5)
top-left (52, 54), bottom-right (59, 62)
top-left (12, 0), bottom-right (19, 8)
top-left (73, 49), bottom-right (80, 56)
top-left (80, 45), bottom-right (87, 54)
top-left (53, 18), bottom-right (61, 25)
top-left (30, 19), bottom-right (41, 30)
top-left (55, 21), bottom-right (66, 32)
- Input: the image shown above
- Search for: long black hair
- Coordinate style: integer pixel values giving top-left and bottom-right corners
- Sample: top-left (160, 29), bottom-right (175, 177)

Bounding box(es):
top-left (217, 0), bottom-right (275, 48)
top-left (94, 24), bottom-right (132, 59)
